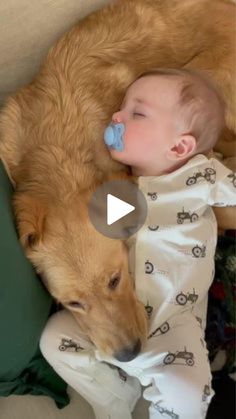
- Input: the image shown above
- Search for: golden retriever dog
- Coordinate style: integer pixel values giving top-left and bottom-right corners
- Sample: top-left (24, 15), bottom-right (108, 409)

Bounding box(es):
top-left (0, 0), bottom-right (235, 361)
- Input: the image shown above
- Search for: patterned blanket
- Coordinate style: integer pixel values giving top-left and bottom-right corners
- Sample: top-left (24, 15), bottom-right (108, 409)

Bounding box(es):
top-left (206, 232), bottom-right (236, 377)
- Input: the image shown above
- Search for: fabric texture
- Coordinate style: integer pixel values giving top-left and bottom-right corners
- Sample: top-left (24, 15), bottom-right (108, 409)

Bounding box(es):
top-left (128, 155), bottom-right (236, 331)
top-left (206, 233), bottom-right (236, 375)
top-left (40, 309), bottom-right (213, 419)
top-left (0, 346), bottom-right (70, 409)
top-left (0, 160), bottom-right (69, 407)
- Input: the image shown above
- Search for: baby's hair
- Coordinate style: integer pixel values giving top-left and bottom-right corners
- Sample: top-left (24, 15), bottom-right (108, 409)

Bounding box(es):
top-left (136, 68), bottom-right (226, 154)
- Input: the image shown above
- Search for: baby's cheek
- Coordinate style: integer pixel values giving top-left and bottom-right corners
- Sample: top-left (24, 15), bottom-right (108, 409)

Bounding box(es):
top-left (109, 147), bottom-right (128, 162)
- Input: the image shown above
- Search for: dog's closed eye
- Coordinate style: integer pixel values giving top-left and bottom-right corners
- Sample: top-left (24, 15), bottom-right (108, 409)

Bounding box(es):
top-left (67, 301), bottom-right (85, 310)
top-left (108, 273), bottom-right (121, 290)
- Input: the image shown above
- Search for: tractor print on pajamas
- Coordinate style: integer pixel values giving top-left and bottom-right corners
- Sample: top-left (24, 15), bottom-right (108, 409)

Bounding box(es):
top-left (148, 322), bottom-right (170, 339)
top-left (147, 223), bottom-right (173, 233)
top-left (146, 214), bottom-right (159, 231)
top-left (227, 172), bottom-right (236, 187)
top-left (148, 224), bottom-right (159, 231)
top-left (145, 302), bottom-right (153, 319)
top-left (145, 260), bottom-right (169, 277)
top-left (59, 338), bottom-right (84, 352)
top-left (145, 260), bottom-right (154, 274)
top-left (153, 402), bottom-right (179, 418)
top-left (200, 337), bottom-right (205, 348)
top-left (195, 316), bottom-right (203, 328)
top-left (109, 365), bottom-right (127, 384)
top-left (192, 244), bottom-right (206, 258)
top-left (147, 192), bottom-right (158, 200)
top-left (177, 244), bottom-right (206, 258)
top-left (202, 384), bottom-right (211, 401)
top-left (177, 208), bottom-right (198, 224)
top-left (186, 167), bottom-right (216, 186)
top-left (176, 289), bottom-right (199, 306)
top-left (117, 367), bottom-right (127, 383)
top-left (163, 347), bottom-right (195, 366)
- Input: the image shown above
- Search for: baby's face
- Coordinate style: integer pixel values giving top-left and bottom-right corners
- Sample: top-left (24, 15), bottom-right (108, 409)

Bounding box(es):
top-left (110, 75), bottom-right (181, 175)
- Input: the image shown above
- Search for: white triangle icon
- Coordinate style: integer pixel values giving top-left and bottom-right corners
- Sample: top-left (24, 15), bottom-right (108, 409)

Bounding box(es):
top-left (107, 194), bottom-right (135, 225)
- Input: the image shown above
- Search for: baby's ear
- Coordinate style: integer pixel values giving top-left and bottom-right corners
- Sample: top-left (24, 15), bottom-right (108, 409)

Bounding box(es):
top-left (13, 193), bottom-right (47, 250)
top-left (167, 134), bottom-right (196, 160)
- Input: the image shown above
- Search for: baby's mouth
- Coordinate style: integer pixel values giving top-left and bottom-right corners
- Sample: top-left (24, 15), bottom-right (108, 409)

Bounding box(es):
top-left (104, 122), bottom-right (125, 151)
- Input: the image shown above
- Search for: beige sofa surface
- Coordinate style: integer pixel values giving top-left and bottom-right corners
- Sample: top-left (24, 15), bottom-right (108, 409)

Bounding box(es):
top-left (0, 0), bottom-right (112, 105)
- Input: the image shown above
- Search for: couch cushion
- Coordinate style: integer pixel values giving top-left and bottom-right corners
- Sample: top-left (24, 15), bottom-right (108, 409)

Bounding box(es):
top-left (0, 159), bottom-right (52, 379)
top-left (0, 160), bottom-right (68, 407)
top-left (0, 0), bottom-right (111, 105)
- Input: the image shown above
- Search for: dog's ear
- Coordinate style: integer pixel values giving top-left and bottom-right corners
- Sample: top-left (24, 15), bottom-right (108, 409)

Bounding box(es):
top-left (13, 193), bottom-right (47, 250)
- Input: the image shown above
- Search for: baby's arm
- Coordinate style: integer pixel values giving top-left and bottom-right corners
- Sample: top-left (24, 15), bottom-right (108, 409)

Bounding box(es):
top-left (213, 206), bottom-right (236, 231)
top-left (208, 158), bottom-right (236, 208)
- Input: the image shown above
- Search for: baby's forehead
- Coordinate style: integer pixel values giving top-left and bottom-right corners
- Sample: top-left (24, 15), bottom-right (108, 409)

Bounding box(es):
top-left (125, 75), bottom-right (182, 106)
top-left (133, 74), bottom-right (182, 91)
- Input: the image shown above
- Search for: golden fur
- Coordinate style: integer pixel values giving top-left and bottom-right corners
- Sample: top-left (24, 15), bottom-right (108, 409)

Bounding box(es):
top-left (0, 0), bottom-right (235, 359)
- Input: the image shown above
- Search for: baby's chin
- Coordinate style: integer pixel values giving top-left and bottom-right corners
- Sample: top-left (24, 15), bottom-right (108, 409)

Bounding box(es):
top-left (109, 148), bottom-right (129, 164)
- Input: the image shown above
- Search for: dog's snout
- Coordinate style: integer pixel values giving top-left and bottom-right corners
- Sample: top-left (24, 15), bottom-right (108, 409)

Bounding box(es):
top-left (114, 339), bottom-right (141, 362)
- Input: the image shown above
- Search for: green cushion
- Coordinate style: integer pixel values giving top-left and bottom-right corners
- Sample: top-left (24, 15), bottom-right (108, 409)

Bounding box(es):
top-left (0, 160), bottom-right (69, 407)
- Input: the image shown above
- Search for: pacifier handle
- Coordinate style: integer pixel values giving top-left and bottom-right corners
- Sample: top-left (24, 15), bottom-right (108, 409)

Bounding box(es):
top-left (104, 122), bottom-right (125, 151)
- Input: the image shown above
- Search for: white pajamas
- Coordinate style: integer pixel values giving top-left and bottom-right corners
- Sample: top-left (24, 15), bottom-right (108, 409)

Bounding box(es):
top-left (40, 155), bottom-right (236, 419)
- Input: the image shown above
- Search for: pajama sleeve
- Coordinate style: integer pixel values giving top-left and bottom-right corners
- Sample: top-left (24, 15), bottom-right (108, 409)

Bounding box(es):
top-left (207, 158), bottom-right (236, 207)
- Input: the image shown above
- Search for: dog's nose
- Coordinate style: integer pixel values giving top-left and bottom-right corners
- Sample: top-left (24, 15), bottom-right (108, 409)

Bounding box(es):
top-left (114, 339), bottom-right (141, 362)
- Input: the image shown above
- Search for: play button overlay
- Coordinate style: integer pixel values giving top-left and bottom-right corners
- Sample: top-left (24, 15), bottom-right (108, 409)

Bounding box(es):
top-left (88, 179), bottom-right (147, 239)
top-left (107, 194), bottom-right (135, 225)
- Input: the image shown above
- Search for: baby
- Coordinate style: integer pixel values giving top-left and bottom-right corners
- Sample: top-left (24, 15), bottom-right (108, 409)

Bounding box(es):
top-left (40, 68), bottom-right (236, 419)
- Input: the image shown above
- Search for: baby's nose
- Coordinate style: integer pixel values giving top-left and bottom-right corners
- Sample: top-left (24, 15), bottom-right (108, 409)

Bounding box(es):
top-left (112, 111), bottom-right (122, 123)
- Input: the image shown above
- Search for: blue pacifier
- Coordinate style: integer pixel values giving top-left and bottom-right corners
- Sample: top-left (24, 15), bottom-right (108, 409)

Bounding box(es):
top-left (104, 122), bottom-right (125, 151)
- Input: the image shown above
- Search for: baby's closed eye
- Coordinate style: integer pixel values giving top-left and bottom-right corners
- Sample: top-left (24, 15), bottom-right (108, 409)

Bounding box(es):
top-left (133, 111), bottom-right (146, 117)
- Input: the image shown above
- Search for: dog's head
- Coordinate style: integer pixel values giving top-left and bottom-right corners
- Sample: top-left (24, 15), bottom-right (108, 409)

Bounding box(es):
top-left (13, 185), bottom-right (148, 361)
